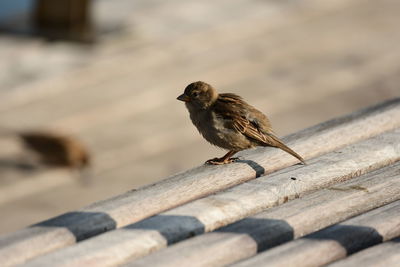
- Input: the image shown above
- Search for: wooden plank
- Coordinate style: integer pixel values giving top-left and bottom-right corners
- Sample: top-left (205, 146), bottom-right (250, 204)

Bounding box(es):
top-left (115, 163), bottom-right (400, 267)
top-left (232, 200), bottom-right (400, 267)
top-left (327, 237), bottom-right (400, 267)
top-left (20, 132), bottom-right (400, 266)
top-left (0, 99), bottom-right (399, 266)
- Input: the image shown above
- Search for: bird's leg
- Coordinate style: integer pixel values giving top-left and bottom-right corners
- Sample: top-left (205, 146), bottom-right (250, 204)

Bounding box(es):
top-left (206, 150), bottom-right (239, 165)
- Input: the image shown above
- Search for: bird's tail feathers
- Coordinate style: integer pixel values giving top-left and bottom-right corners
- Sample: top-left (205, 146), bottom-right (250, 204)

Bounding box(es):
top-left (269, 135), bottom-right (306, 164)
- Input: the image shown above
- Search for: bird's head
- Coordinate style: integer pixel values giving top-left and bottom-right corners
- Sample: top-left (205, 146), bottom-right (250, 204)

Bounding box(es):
top-left (177, 81), bottom-right (218, 110)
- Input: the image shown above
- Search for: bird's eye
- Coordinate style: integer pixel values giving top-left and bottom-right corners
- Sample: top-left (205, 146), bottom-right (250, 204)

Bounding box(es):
top-left (192, 91), bottom-right (199, 97)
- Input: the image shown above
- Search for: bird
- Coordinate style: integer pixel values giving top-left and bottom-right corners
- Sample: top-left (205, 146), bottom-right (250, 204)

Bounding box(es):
top-left (18, 131), bottom-right (91, 170)
top-left (177, 81), bottom-right (306, 165)
top-left (0, 126), bottom-right (91, 169)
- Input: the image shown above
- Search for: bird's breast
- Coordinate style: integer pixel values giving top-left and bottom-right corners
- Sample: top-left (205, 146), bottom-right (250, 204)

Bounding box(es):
top-left (188, 109), bottom-right (252, 150)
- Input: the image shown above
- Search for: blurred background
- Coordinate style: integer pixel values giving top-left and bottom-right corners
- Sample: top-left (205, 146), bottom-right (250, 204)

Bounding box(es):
top-left (0, 0), bottom-right (399, 234)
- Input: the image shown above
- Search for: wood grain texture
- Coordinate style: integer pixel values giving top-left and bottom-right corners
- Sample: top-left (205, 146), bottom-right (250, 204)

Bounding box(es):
top-left (119, 163), bottom-right (400, 267)
top-left (327, 237), bottom-right (400, 267)
top-left (22, 131), bottom-right (400, 267)
top-left (233, 200), bottom-right (400, 267)
top-left (0, 98), bottom-right (399, 266)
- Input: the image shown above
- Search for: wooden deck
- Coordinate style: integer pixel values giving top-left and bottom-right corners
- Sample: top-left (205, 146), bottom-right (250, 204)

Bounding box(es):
top-left (0, 1), bottom-right (400, 265)
top-left (0, 99), bottom-right (399, 266)
top-left (0, 0), bottom-right (400, 235)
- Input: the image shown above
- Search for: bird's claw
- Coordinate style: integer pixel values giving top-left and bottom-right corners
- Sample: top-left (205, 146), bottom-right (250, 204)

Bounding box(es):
top-left (205, 157), bottom-right (240, 165)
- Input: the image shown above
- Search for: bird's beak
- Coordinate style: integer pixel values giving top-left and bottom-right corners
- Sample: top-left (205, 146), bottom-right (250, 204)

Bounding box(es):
top-left (177, 94), bottom-right (191, 102)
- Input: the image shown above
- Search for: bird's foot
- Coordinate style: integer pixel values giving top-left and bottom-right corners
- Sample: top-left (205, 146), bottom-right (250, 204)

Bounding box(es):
top-left (205, 157), bottom-right (239, 165)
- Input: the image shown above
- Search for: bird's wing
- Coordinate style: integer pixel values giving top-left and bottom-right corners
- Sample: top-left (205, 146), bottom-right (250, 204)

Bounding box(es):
top-left (215, 93), bottom-right (276, 145)
top-left (232, 115), bottom-right (275, 144)
top-left (215, 93), bottom-right (306, 164)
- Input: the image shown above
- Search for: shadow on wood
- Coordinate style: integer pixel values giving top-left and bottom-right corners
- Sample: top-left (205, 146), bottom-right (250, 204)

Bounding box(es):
top-left (236, 160), bottom-right (265, 178)
top-left (126, 215), bottom-right (206, 245)
top-left (217, 217), bottom-right (294, 252)
top-left (33, 211), bottom-right (117, 241)
top-left (305, 224), bottom-right (383, 255)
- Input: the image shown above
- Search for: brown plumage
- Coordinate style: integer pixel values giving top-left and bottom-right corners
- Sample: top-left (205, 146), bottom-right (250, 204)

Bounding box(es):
top-left (177, 81), bottom-right (306, 165)
top-left (19, 131), bottom-right (90, 169)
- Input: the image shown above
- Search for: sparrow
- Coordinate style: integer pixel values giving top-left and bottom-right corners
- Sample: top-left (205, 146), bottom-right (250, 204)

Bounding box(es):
top-left (177, 81), bottom-right (306, 165)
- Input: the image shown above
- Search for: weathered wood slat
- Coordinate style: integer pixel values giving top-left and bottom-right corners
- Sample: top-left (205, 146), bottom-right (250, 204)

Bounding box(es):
top-left (21, 131), bottom-right (400, 267)
top-left (233, 200), bottom-right (400, 267)
top-left (0, 99), bottom-right (399, 266)
top-left (327, 237), bottom-right (400, 267)
top-left (117, 163), bottom-right (400, 267)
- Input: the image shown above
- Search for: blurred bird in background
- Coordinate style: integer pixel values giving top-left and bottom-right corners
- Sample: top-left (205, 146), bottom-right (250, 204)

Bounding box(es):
top-left (0, 127), bottom-right (91, 183)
